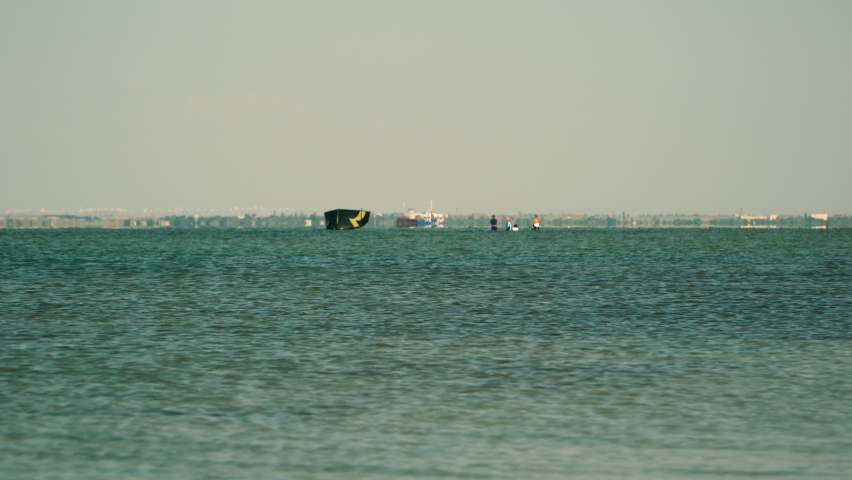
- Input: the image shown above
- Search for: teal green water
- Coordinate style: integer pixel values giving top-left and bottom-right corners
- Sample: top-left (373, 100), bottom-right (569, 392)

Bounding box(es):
top-left (2, 229), bottom-right (851, 479)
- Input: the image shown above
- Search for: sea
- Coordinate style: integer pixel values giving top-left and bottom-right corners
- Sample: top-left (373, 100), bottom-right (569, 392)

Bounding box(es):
top-left (1, 228), bottom-right (851, 479)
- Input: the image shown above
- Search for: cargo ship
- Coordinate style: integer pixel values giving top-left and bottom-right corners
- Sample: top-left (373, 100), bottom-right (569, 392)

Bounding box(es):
top-left (395, 201), bottom-right (445, 228)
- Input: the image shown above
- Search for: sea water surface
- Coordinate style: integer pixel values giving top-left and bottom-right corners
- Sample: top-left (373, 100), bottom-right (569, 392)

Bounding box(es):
top-left (1, 228), bottom-right (851, 479)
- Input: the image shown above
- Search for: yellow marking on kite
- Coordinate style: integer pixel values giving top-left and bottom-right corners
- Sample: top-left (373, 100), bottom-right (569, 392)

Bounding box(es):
top-left (349, 211), bottom-right (366, 227)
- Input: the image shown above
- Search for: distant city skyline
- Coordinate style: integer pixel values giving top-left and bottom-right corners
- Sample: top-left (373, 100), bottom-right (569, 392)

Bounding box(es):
top-left (1, 204), bottom-right (839, 219)
top-left (6, 209), bottom-right (846, 230)
top-left (2, 2), bottom-right (850, 215)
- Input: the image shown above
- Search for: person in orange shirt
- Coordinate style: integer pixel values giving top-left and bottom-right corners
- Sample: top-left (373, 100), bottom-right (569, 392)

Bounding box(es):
top-left (533, 214), bottom-right (541, 231)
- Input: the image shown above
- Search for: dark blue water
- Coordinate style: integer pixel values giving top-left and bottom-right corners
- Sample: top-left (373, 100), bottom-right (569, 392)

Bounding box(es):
top-left (2, 229), bottom-right (851, 479)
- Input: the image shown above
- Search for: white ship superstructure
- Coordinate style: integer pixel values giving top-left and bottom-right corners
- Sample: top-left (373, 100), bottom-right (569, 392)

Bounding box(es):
top-left (396, 200), bottom-right (446, 228)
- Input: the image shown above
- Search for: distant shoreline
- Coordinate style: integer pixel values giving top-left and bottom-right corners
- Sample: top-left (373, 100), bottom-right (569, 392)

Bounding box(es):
top-left (3, 213), bottom-right (847, 229)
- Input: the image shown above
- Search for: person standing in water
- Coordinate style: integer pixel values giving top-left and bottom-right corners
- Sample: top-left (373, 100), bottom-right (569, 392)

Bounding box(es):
top-left (490, 215), bottom-right (498, 231)
top-left (505, 217), bottom-right (512, 231)
top-left (533, 214), bottom-right (541, 231)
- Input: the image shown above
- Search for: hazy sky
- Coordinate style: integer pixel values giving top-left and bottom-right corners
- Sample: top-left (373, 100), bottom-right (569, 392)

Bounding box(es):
top-left (2, 1), bottom-right (850, 215)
